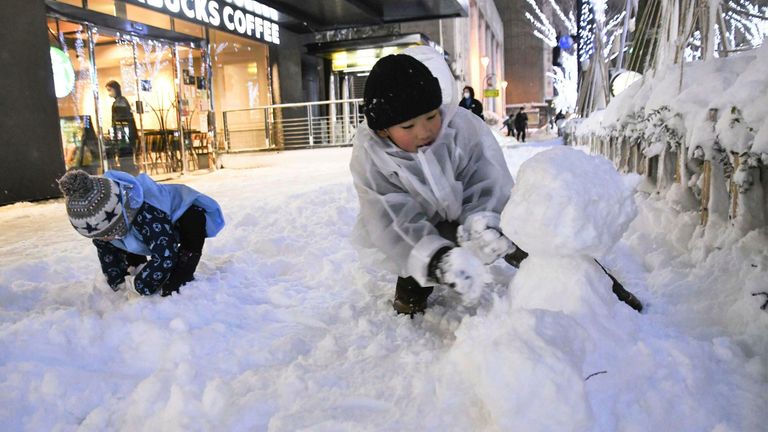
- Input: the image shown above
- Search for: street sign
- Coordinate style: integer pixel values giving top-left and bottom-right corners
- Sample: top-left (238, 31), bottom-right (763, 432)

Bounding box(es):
top-left (484, 88), bottom-right (500, 98)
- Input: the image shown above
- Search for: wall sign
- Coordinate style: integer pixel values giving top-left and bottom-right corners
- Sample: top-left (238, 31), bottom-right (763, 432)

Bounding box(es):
top-left (127, 0), bottom-right (280, 44)
top-left (50, 47), bottom-right (75, 98)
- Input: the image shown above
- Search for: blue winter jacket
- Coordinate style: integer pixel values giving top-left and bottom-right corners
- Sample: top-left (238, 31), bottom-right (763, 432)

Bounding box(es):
top-left (104, 171), bottom-right (225, 255)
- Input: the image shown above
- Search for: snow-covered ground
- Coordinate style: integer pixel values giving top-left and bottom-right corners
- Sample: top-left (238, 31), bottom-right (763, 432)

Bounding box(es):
top-left (1, 137), bottom-right (766, 431)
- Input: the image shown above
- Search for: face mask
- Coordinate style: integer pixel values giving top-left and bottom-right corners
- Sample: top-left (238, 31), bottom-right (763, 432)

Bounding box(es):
top-left (463, 92), bottom-right (471, 99)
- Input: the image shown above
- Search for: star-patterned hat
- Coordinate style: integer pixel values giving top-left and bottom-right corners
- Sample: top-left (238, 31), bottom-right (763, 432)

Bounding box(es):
top-left (58, 170), bottom-right (139, 239)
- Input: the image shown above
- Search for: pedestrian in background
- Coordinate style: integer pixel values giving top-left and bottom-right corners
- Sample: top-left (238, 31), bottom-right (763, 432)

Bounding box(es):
top-left (514, 107), bottom-right (528, 142)
top-left (458, 86), bottom-right (484, 120)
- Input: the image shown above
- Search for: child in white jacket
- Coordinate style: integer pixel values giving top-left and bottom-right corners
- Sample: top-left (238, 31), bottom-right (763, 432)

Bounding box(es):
top-left (350, 47), bottom-right (527, 315)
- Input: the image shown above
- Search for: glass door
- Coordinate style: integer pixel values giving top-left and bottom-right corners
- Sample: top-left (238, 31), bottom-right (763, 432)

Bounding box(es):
top-left (93, 29), bottom-right (182, 175)
top-left (47, 17), bottom-right (104, 174)
top-left (132, 35), bottom-right (182, 175)
top-left (50, 17), bottom-right (211, 176)
top-left (93, 29), bottom-right (141, 174)
top-left (177, 43), bottom-right (213, 170)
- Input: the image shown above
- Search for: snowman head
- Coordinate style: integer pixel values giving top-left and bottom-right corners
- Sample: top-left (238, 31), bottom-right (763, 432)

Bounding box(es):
top-left (500, 147), bottom-right (637, 258)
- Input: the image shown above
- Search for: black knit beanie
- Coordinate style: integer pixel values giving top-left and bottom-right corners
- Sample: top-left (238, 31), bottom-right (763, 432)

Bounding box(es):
top-left (363, 54), bottom-right (443, 131)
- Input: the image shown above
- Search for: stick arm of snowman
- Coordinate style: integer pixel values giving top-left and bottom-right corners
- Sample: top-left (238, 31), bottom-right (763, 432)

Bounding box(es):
top-left (503, 243), bottom-right (643, 313)
top-left (593, 259), bottom-right (644, 313)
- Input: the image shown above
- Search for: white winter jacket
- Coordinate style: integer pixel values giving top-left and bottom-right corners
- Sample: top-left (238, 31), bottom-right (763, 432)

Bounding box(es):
top-left (350, 47), bottom-right (514, 286)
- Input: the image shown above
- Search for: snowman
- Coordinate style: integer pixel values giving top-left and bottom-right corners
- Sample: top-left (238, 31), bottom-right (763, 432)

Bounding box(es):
top-left (500, 146), bottom-right (642, 317)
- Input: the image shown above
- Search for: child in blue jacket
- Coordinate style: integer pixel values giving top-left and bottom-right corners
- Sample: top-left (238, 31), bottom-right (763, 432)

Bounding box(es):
top-left (58, 170), bottom-right (225, 297)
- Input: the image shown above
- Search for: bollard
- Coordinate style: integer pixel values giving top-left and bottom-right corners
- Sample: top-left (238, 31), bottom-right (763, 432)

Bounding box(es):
top-left (701, 160), bottom-right (712, 225)
top-left (730, 152), bottom-right (740, 221)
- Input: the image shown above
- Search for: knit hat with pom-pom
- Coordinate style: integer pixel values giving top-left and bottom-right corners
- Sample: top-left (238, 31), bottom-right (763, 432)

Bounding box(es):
top-left (58, 170), bottom-right (138, 239)
top-left (363, 54), bottom-right (443, 131)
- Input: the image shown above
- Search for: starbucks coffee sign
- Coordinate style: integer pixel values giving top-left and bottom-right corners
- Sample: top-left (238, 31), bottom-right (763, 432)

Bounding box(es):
top-left (128, 0), bottom-right (280, 44)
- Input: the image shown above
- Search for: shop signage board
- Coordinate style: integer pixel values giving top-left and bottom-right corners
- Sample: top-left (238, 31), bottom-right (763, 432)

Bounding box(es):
top-left (126, 0), bottom-right (280, 44)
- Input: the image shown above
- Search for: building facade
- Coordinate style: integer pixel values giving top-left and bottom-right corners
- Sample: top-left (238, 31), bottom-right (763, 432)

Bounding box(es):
top-left (306, 0), bottom-right (505, 121)
top-left (1, 0), bottom-right (482, 204)
top-left (1, 0), bottom-right (470, 205)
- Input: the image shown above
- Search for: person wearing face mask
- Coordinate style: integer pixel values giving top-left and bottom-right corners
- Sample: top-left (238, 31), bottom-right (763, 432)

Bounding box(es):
top-left (350, 49), bottom-right (527, 316)
top-left (458, 86), bottom-right (484, 120)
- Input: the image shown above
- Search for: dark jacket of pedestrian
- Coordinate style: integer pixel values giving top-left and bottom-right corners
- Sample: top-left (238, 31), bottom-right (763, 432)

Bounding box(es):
top-left (514, 109), bottom-right (529, 131)
top-left (459, 86), bottom-right (484, 120)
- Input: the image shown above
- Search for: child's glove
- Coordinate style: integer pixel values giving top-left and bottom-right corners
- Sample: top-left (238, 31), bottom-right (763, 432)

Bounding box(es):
top-left (457, 213), bottom-right (514, 264)
top-left (428, 247), bottom-right (490, 305)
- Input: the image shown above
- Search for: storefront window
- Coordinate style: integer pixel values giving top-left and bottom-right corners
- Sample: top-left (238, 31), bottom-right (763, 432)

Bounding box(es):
top-left (48, 17), bottom-right (104, 174)
top-left (178, 44), bottom-right (213, 169)
top-left (49, 0), bottom-right (284, 172)
top-left (210, 29), bottom-right (270, 150)
top-left (92, 31), bottom-right (142, 174)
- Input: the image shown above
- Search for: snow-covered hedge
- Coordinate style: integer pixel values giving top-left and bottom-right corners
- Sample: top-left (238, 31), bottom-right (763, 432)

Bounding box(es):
top-left (572, 44), bottom-right (768, 234)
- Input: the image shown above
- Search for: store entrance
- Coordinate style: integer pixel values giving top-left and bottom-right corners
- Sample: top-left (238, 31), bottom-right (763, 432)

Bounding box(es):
top-left (48, 16), bottom-right (212, 176)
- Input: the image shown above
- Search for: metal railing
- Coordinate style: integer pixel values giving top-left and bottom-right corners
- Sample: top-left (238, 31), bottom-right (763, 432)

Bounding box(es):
top-left (221, 99), bottom-right (365, 152)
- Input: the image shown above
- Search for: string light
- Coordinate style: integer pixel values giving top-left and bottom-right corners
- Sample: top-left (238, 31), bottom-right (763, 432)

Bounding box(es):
top-left (579, 0), bottom-right (595, 62)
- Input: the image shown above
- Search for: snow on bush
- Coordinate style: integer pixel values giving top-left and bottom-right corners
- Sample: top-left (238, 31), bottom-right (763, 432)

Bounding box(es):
top-left (577, 44), bottom-right (768, 160)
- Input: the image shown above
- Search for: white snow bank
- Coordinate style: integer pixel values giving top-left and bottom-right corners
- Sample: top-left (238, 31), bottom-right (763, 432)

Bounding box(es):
top-left (445, 148), bottom-right (766, 431)
top-left (1, 143), bottom-right (766, 431)
top-left (625, 194), bottom-right (768, 356)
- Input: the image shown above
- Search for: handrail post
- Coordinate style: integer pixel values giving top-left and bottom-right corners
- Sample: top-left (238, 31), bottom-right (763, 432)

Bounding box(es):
top-left (330, 101), bottom-right (337, 145)
top-left (307, 105), bottom-right (314, 147)
top-left (223, 111), bottom-right (230, 151)
top-left (265, 107), bottom-right (271, 148)
top-left (342, 100), bottom-right (350, 143)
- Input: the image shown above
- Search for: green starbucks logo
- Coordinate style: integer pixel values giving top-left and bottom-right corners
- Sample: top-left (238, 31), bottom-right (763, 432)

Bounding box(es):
top-left (50, 47), bottom-right (75, 98)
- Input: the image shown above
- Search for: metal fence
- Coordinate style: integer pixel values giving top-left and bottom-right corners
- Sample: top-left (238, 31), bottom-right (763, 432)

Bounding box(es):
top-left (221, 99), bottom-right (365, 151)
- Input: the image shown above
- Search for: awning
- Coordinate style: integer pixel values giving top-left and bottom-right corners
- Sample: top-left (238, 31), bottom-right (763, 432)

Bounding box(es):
top-left (306, 33), bottom-right (437, 56)
top-left (266, 0), bottom-right (469, 33)
top-left (305, 33), bottom-right (449, 73)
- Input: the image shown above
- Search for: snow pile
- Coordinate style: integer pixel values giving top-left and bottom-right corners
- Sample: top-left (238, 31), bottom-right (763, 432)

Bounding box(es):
top-left (1, 144), bottom-right (766, 431)
top-left (441, 147), bottom-right (766, 430)
top-left (625, 193), bottom-right (768, 357)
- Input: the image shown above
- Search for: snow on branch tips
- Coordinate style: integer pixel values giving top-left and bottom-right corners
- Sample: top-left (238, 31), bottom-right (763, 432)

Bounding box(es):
top-left (524, 0), bottom-right (577, 47)
top-left (524, 0), bottom-right (557, 47)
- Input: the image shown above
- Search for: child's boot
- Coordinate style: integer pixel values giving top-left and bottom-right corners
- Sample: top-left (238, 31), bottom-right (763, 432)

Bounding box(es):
top-left (393, 277), bottom-right (434, 316)
top-left (161, 249), bottom-right (202, 297)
